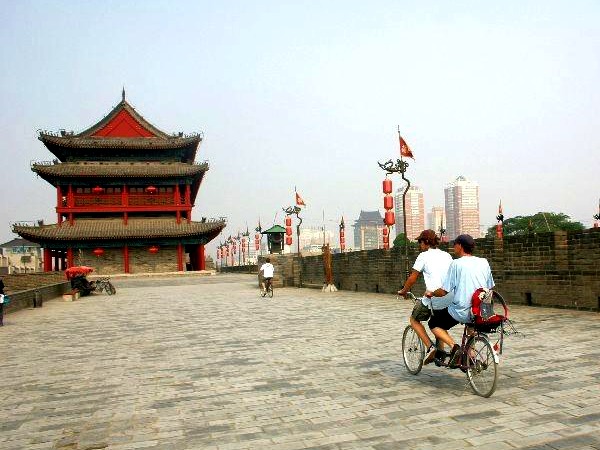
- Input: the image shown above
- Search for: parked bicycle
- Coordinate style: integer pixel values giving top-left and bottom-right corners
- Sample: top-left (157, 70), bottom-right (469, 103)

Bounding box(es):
top-left (401, 291), bottom-right (510, 397)
top-left (93, 277), bottom-right (116, 295)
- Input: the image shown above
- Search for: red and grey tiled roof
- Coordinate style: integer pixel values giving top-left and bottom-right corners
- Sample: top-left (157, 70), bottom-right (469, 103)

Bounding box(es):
top-left (38, 134), bottom-right (201, 150)
top-left (13, 217), bottom-right (226, 242)
top-left (32, 161), bottom-right (209, 179)
top-left (38, 97), bottom-right (201, 149)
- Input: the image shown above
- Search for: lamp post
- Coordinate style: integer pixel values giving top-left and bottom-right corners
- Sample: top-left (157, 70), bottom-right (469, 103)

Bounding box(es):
top-left (377, 156), bottom-right (411, 280)
top-left (242, 229), bottom-right (249, 266)
top-left (283, 205), bottom-right (302, 255)
top-left (594, 198), bottom-right (600, 228)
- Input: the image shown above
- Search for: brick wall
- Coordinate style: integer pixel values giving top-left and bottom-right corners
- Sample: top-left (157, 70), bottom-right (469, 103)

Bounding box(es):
top-left (271, 228), bottom-right (600, 311)
top-left (78, 247), bottom-right (179, 274)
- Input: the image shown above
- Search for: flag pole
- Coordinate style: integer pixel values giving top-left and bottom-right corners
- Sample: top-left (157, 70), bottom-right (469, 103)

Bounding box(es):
top-left (398, 126), bottom-right (411, 281)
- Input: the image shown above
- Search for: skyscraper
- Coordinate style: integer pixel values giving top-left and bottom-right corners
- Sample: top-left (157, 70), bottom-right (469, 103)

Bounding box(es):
top-left (427, 206), bottom-right (446, 234)
top-left (444, 176), bottom-right (481, 240)
top-left (394, 183), bottom-right (425, 240)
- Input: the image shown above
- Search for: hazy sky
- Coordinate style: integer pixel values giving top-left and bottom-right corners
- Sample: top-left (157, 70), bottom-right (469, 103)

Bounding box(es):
top-left (1, 1), bottom-right (599, 256)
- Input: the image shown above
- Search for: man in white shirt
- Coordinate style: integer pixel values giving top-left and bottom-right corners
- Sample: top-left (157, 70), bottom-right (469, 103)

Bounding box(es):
top-left (259, 258), bottom-right (275, 295)
top-left (398, 229), bottom-right (454, 364)
top-left (426, 234), bottom-right (495, 366)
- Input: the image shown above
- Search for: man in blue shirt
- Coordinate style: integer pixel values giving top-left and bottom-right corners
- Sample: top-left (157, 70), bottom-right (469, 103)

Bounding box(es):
top-left (425, 234), bottom-right (495, 366)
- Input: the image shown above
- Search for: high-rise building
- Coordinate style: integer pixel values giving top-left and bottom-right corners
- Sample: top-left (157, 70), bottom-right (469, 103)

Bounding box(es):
top-left (427, 206), bottom-right (446, 234)
top-left (298, 226), bottom-right (333, 252)
top-left (394, 184), bottom-right (425, 240)
top-left (444, 176), bottom-right (481, 240)
top-left (353, 211), bottom-right (384, 250)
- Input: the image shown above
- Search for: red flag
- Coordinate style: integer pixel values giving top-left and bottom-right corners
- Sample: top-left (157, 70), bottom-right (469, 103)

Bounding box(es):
top-left (296, 192), bottom-right (306, 206)
top-left (400, 135), bottom-right (414, 159)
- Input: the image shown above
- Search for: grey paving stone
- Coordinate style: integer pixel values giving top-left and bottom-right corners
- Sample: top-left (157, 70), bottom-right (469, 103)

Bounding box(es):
top-left (1, 273), bottom-right (599, 449)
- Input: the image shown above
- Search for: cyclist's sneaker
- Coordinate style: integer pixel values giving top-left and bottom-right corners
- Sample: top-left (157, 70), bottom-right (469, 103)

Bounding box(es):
top-left (423, 345), bottom-right (437, 365)
top-left (434, 349), bottom-right (448, 367)
top-left (448, 344), bottom-right (462, 368)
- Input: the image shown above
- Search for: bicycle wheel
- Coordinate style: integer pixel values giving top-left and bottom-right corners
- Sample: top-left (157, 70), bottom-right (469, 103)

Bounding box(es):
top-left (108, 282), bottom-right (116, 295)
top-left (267, 285), bottom-right (273, 298)
top-left (402, 325), bottom-right (425, 375)
top-left (465, 335), bottom-right (498, 397)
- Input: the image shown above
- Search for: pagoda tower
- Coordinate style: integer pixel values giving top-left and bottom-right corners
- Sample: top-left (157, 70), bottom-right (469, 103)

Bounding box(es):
top-left (13, 91), bottom-right (225, 274)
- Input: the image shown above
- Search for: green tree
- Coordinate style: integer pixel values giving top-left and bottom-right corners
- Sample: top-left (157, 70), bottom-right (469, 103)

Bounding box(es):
top-left (393, 232), bottom-right (411, 247)
top-left (486, 212), bottom-right (585, 237)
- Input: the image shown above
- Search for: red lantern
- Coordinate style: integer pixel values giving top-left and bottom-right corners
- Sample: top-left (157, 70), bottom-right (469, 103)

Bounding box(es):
top-left (146, 186), bottom-right (157, 194)
top-left (286, 236), bottom-right (293, 246)
top-left (383, 227), bottom-right (389, 236)
top-left (383, 235), bottom-right (389, 244)
top-left (93, 248), bottom-right (104, 257)
top-left (383, 194), bottom-right (393, 210)
top-left (92, 186), bottom-right (104, 194)
top-left (285, 227), bottom-right (292, 236)
top-left (383, 178), bottom-right (392, 194)
top-left (383, 241), bottom-right (389, 249)
top-left (340, 229), bottom-right (345, 238)
top-left (241, 238), bottom-right (246, 254)
top-left (285, 216), bottom-right (292, 227)
top-left (149, 245), bottom-right (159, 254)
top-left (384, 211), bottom-right (395, 226)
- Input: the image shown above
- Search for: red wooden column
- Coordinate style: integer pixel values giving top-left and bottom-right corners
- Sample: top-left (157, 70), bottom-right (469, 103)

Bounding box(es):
top-left (56, 186), bottom-right (62, 223)
top-left (66, 248), bottom-right (73, 268)
top-left (67, 184), bottom-right (74, 225)
top-left (197, 245), bottom-right (205, 271)
top-left (184, 184), bottom-right (191, 223)
top-left (123, 246), bottom-right (130, 274)
top-left (177, 243), bottom-right (184, 271)
top-left (175, 185), bottom-right (181, 224)
top-left (43, 248), bottom-right (52, 272)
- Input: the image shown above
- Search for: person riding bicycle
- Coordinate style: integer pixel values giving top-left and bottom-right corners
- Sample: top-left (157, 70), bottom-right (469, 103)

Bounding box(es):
top-left (398, 229), bottom-right (454, 365)
top-left (425, 234), bottom-right (495, 367)
top-left (259, 258), bottom-right (274, 295)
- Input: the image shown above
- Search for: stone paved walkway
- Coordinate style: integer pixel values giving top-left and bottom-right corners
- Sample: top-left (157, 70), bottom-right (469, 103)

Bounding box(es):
top-left (1, 273), bottom-right (599, 450)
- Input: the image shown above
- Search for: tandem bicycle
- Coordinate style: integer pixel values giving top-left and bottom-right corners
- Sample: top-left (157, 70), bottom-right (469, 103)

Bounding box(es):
top-left (401, 291), bottom-right (511, 397)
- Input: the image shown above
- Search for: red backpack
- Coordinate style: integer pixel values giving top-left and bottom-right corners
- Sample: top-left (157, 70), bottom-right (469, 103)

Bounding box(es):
top-left (471, 288), bottom-right (509, 330)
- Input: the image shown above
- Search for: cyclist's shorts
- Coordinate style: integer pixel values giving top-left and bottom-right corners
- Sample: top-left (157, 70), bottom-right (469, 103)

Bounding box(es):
top-left (411, 300), bottom-right (431, 322)
top-left (428, 307), bottom-right (459, 331)
top-left (264, 277), bottom-right (273, 281)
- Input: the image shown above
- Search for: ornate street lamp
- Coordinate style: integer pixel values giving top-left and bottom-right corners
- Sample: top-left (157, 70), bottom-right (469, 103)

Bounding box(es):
top-left (283, 205), bottom-right (302, 255)
top-left (594, 198), bottom-right (600, 228)
top-left (377, 127), bottom-right (413, 280)
top-left (241, 229), bottom-right (250, 266)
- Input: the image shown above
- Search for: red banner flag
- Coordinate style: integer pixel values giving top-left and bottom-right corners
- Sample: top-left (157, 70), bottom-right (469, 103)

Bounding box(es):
top-left (400, 135), bottom-right (414, 159)
top-left (296, 192), bottom-right (306, 206)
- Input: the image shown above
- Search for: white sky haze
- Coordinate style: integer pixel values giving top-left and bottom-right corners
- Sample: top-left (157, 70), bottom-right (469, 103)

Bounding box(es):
top-left (1, 1), bottom-right (599, 254)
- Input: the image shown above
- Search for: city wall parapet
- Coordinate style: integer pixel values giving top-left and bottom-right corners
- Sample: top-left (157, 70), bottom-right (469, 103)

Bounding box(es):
top-left (262, 228), bottom-right (600, 311)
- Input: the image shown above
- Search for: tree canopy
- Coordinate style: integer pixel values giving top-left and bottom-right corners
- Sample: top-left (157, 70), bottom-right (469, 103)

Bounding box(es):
top-left (393, 232), bottom-right (411, 247)
top-left (486, 212), bottom-right (585, 237)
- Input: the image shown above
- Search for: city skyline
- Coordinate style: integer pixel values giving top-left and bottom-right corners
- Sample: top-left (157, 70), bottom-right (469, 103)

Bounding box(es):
top-left (1, 2), bottom-right (599, 260)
